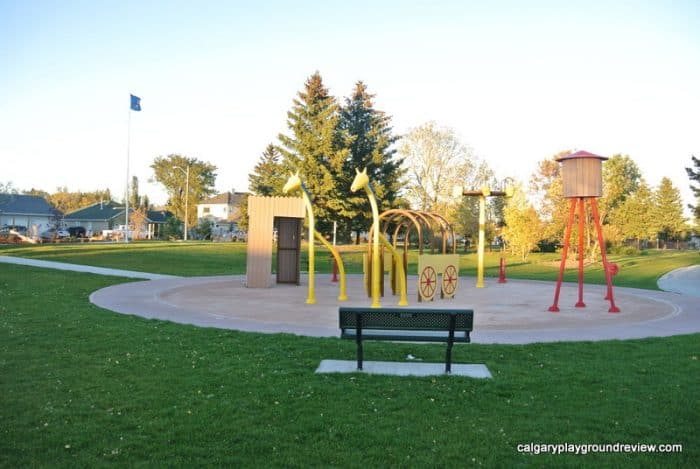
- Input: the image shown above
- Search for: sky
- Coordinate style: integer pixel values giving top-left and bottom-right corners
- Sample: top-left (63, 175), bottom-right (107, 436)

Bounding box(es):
top-left (2, 0), bottom-right (699, 214)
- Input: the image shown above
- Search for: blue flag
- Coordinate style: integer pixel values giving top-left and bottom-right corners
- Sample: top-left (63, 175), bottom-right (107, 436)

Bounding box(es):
top-left (130, 94), bottom-right (141, 111)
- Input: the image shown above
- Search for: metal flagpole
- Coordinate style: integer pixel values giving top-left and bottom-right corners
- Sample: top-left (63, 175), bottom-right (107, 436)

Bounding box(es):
top-left (125, 100), bottom-right (131, 243)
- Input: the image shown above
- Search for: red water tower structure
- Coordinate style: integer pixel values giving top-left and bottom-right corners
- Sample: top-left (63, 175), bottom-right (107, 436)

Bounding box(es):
top-left (548, 150), bottom-right (620, 313)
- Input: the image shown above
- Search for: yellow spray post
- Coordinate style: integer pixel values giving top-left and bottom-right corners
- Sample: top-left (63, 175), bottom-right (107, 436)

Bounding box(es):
top-left (314, 230), bottom-right (347, 301)
top-left (283, 172), bottom-right (347, 303)
top-left (378, 233), bottom-right (408, 306)
top-left (477, 187), bottom-right (489, 288)
top-left (460, 185), bottom-right (514, 288)
top-left (351, 168), bottom-right (381, 308)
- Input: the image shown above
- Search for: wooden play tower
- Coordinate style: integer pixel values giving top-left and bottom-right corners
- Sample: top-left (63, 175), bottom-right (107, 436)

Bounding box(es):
top-left (548, 150), bottom-right (620, 313)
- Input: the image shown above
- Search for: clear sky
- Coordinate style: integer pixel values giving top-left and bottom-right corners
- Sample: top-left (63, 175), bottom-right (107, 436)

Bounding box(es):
top-left (2, 0), bottom-right (699, 213)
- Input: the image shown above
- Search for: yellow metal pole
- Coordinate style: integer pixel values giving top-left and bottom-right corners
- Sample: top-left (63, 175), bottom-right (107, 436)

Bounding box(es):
top-left (301, 192), bottom-right (316, 304)
top-left (379, 233), bottom-right (408, 306)
top-left (314, 230), bottom-right (347, 301)
top-left (477, 193), bottom-right (486, 288)
top-left (366, 186), bottom-right (381, 308)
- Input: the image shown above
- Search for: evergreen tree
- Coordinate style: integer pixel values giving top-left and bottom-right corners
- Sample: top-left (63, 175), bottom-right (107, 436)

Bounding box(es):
top-left (337, 81), bottom-right (403, 243)
top-left (248, 144), bottom-right (286, 196)
top-left (686, 155), bottom-right (700, 224)
top-left (129, 175), bottom-right (140, 208)
top-left (654, 177), bottom-right (687, 244)
top-left (277, 72), bottom-right (348, 233)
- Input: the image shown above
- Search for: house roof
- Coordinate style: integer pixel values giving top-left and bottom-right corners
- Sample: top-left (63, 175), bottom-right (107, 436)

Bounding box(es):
top-left (0, 193), bottom-right (58, 217)
top-left (64, 200), bottom-right (125, 221)
top-left (146, 210), bottom-right (172, 223)
top-left (65, 201), bottom-right (171, 224)
top-left (200, 192), bottom-right (247, 205)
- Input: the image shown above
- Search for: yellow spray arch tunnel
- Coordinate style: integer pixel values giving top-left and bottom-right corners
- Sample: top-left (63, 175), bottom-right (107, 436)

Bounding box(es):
top-left (364, 209), bottom-right (460, 303)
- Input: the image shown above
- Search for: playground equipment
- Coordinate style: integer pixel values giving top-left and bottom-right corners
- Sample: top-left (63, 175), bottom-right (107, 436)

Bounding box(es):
top-left (246, 196), bottom-right (305, 288)
top-left (458, 185), bottom-right (514, 288)
top-left (283, 172), bottom-right (348, 303)
top-left (498, 257), bottom-right (507, 283)
top-left (351, 168), bottom-right (408, 307)
top-left (548, 150), bottom-right (620, 313)
top-left (370, 208), bottom-right (459, 302)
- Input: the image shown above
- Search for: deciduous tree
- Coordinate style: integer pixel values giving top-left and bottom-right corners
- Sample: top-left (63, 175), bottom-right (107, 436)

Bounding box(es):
top-left (529, 151), bottom-right (571, 244)
top-left (129, 207), bottom-right (148, 239)
top-left (502, 183), bottom-right (543, 260)
top-left (399, 122), bottom-right (482, 215)
top-left (0, 181), bottom-right (18, 194)
top-left (151, 154), bottom-right (217, 229)
top-left (46, 187), bottom-right (112, 214)
top-left (600, 154), bottom-right (641, 223)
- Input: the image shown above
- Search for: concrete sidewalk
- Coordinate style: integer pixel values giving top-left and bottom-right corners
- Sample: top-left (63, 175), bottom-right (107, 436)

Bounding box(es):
top-left (658, 264), bottom-right (700, 298)
top-left (0, 255), bottom-right (178, 280)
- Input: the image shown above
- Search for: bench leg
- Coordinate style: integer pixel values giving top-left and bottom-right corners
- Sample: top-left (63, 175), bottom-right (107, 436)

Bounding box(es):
top-left (356, 314), bottom-right (363, 370)
top-left (445, 315), bottom-right (456, 374)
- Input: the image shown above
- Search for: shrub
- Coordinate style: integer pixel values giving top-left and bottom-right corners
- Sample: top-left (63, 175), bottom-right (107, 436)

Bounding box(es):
top-left (609, 245), bottom-right (641, 256)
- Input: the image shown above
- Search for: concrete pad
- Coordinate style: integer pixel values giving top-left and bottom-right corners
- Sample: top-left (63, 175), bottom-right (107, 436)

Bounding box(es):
top-left (315, 359), bottom-right (492, 378)
top-left (88, 273), bottom-right (700, 343)
top-left (6, 255), bottom-right (699, 345)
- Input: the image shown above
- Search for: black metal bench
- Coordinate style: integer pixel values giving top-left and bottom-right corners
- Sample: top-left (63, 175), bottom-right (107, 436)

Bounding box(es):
top-left (339, 306), bottom-right (474, 373)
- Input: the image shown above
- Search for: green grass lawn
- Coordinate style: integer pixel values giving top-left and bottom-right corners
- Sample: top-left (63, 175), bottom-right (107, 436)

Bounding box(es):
top-left (2, 241), bottom-right (698, 291)
top-left (1, 250), bottom-right (699, 466)
top-left (0, 243), bottom-right (700, 467)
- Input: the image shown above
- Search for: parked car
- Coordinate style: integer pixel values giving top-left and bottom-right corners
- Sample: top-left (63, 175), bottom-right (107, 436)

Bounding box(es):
top-left (67, 226), bottom-right (86, 238)
top-left (40, 227), bottom-right (70, 241)
top-left (3, 225), bottom-right (27, 235)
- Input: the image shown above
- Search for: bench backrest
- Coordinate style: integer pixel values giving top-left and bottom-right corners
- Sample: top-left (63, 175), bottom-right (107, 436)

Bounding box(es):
top-left (339, 307), bottom-right (473, 332)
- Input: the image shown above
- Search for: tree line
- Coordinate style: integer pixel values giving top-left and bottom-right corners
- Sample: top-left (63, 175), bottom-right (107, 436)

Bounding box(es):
top-left (246, 71), bottom-right (696, 255)
top-left (245, 72), bottom-right (503, 243)
top-left (3, 71), bottom-right (697, 250)
top-left (502, 153), bottom-right (696, 260)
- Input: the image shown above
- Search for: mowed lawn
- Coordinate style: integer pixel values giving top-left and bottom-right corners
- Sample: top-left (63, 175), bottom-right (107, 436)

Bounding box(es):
top-left (1, 241), bottom-right (698, 290)
top-left (1, 243), bottom-right (699, 466)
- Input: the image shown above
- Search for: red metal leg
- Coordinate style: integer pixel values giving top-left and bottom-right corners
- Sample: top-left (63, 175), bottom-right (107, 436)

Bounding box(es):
top-left (590, 199), bottom-right (620, 312)
top-left (576, 198), bottom-right (586, 308)
top-left (498, 257), bottom-right (507, 283)
top-left (549, 199), bottom-right (577, 312)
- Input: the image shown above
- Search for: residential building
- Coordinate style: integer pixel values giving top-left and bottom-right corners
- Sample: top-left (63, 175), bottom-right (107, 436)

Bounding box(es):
top-left (0, 193), bottom-right (59, 237)
top-left (64, 200), bottom-right (171, 239)
top-left (197, 192), bottom-right (247, 237)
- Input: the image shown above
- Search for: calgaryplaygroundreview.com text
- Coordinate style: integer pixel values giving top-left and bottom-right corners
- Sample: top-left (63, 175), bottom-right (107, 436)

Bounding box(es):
top-left (517, 442), bottom-right (683, 455)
